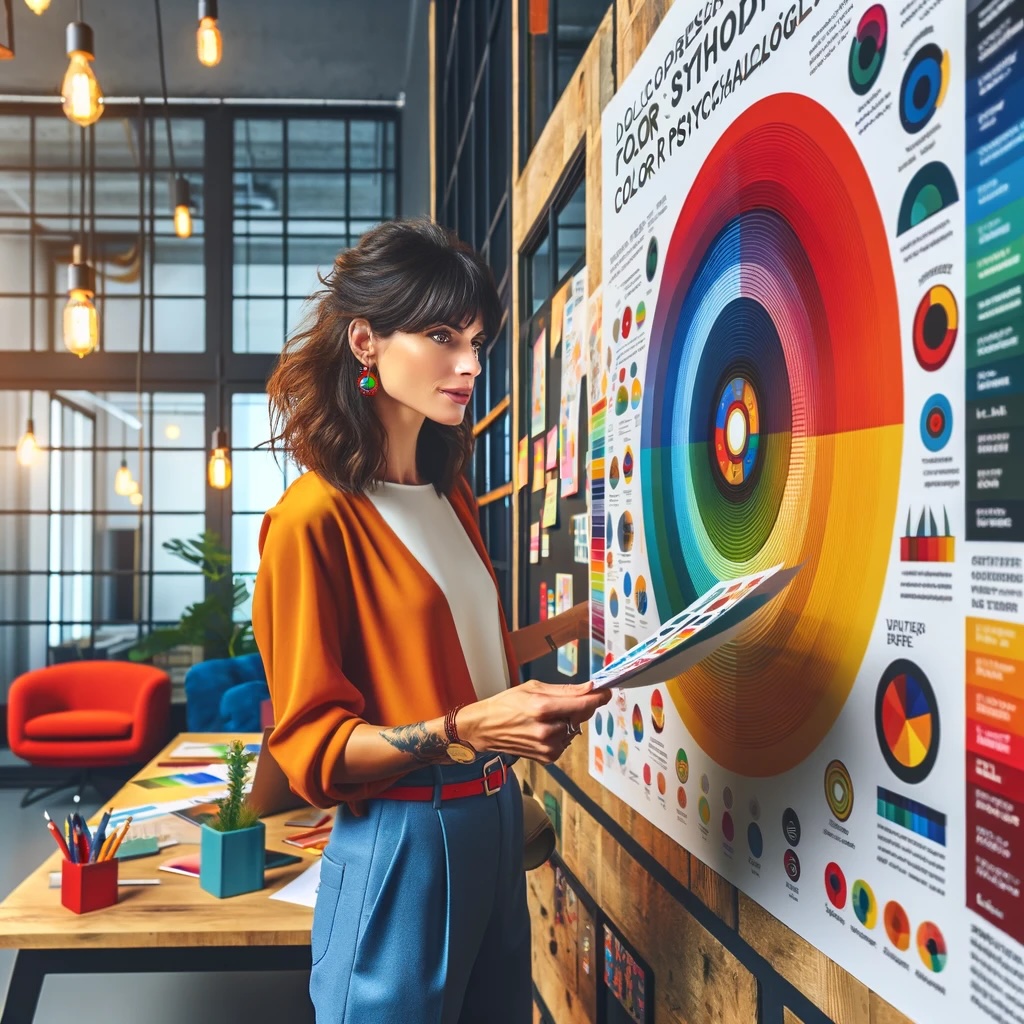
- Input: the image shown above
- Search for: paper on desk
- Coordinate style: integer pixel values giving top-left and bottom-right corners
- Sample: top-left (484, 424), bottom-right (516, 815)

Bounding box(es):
top-left (591, 564), bottom-right (802, 691)
top-left (106, 792), bottom-right (229, 829)
top-left (269, 860), bottom-right (322, 908)
top-left (168, 741), bottom-right (261, 759)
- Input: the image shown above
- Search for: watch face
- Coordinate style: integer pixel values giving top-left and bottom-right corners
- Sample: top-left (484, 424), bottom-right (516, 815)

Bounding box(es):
top-left (447, 743), bottom-right (477, 764)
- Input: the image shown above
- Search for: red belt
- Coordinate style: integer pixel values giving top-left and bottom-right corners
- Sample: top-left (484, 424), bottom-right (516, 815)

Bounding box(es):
top-left (380, 756), bottom-right (509, 801)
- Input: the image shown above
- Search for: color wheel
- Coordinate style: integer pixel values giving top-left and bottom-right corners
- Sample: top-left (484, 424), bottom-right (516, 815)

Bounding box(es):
top-left (916, 921), bottom-right (947, 973)
top-left (875, 659), bottom-right (940, 784)
top-left (641, 94), bottom-right (902, 775)
top-left (848, 4), bottom-right (887, 95)
top-left (852, 879), bottom-right (877, 928)
top-left (884, 900), bottom-right (911, 951)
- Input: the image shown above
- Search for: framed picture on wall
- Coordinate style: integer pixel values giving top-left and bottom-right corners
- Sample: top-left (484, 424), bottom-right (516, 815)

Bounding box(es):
top-left (598, 913), bottom-right (654, 1024)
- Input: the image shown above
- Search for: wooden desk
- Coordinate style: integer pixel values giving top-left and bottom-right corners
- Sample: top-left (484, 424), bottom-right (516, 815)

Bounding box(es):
top-left (0, 733), bottom-right (319, 1024)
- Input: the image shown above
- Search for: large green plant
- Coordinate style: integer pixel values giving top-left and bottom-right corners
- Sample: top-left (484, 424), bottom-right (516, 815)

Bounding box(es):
top-left (128, 531), bottom-right (257, 662)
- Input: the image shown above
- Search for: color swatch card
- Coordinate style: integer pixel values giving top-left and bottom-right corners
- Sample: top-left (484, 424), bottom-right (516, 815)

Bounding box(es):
top-left (591, 565), bottom-right (801, 691)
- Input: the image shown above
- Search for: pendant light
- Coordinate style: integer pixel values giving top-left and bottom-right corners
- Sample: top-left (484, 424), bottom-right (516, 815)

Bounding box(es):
top-left (207, 428), bottom-right (232, 489)
top-left (64, 243), bottom-right (98, 357)
top-left (196, 0), bottom-right (222, 67)
top-left (113, 421), bottom-right (136, 495)
top-left (155, 0), bottom-right (193, 239)
top-left (61, 5), bottom-right (104, 127)
top-left (16, 393), bottom-right (38, 467)
top-left (172, 175), bottom-right (193, 239)
top-left (25, 0), bottom-right (51, 14)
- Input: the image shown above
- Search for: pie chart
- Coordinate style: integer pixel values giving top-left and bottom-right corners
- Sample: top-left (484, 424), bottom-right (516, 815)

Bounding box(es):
top-left (917, 921), bottom-right (947, 973)
top-left (852, 879), bottom-right (877, 928)
top-left (875, 660), bottom-right (940, 784)
top-left (825, 862), bottom-right (847, 910)
top-left (884, 900), bottom-right (911, 951)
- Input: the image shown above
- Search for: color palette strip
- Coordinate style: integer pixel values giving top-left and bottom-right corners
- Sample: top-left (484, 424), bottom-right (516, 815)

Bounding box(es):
top-left (590, 399), bottom-right (607, 672)
top-left (876, 786), bottom-right (946, 846)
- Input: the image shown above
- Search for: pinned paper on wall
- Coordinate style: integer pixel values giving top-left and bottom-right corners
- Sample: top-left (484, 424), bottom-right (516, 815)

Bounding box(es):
top-left (572, 514), bottom-right (589, 564)
top-left (529, 522), bottom-right (540, 564)
top-left (517, 436), bottom-right (529, 491)
top-left (531, 328), bottom-right (547, 437)
top-left (542, 531), bottom-right (551, 559)
top-left (560, 267), bottom-right (587, 498)
top-left (550, 280), bottom-right (569, 356)
top-left (542, 476), bottom-right (559, 528)
top-left (532, 440), bottom-right (546, 492)
top-left (555, 572), bottom-right (578, 676)
top-left (539, 580), bottom-right (548, 620)
top-left (545, 425), bottom-right (559, 470)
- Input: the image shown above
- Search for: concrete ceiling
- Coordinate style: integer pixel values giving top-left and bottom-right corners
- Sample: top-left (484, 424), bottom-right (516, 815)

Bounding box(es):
top-left (0, 0), bottom-right (421, 101)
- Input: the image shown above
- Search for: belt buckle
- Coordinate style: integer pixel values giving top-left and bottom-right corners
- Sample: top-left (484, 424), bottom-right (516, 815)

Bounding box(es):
top-left (481, 755), bottom-right (506, 796)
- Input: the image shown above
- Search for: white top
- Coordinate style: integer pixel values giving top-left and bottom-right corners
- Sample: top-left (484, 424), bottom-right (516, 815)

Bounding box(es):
top-left (366, 482), bottom-right (510, 700)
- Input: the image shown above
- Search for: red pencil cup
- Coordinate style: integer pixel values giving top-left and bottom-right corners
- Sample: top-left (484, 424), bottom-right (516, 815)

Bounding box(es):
top-left (61, 858), bottom-right (119, 914)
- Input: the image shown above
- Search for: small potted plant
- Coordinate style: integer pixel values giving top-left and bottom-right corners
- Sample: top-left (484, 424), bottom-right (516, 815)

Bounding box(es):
top-left (199, 740), bottom-right (264, 898)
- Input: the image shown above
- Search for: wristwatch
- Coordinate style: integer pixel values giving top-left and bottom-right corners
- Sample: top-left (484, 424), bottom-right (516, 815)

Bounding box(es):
top-left (444, 704), bottom-right (478, 764)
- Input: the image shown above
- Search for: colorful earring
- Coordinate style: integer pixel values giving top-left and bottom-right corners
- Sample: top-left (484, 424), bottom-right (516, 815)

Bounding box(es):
top-left (357, 364), bottom-right (380, 397)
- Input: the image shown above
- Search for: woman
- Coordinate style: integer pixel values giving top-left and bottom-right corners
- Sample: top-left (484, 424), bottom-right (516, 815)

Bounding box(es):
top-left (253, 218), bottom-right (609, 1024)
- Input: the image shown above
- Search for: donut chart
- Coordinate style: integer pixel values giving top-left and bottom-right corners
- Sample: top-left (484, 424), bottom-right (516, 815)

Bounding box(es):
top-left (897, 162), bottom-right (959, 235)
top-left (917, 921), bottom-right (948, 973)
top-left (852, 880), bottom-right (877, 928)
top-left (825, 862), bottom-right (847, 909)
top-left (875, 659), bottom-right (940, 784)
top-left (641, 94), bottom-right (902, 776)
top-left (920, 394), bottom-right (953, 452)
top-left (913, 286), bottom-right (958, 371)
top-left (899, 43), bottom-right (949, 134)
top-left (848, 4), bottom-right (887, 95)
top-left (824, 759), bottom-right (854, 821)
top-left (884, 900), bottom-right (911, 951)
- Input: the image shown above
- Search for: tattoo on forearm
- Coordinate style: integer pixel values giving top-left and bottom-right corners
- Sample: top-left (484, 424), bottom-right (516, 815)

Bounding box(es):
top-left (379, 722), bottom-right (448, 763)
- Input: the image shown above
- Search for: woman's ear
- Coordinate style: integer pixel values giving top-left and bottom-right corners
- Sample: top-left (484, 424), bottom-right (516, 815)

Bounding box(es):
top-left (348, 318), bottom-right (375, 365)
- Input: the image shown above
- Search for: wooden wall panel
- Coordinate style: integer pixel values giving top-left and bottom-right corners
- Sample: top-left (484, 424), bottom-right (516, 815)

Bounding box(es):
top-left (498, 0), bottom-right (928, 1021)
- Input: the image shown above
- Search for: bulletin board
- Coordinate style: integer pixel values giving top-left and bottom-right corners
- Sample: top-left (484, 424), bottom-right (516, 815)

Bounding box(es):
top-left (517, 259), bottom-right (590, 683)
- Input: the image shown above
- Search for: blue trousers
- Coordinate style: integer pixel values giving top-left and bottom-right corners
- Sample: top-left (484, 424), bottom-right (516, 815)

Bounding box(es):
top-left (309, 756), bottom-right (532, 1024)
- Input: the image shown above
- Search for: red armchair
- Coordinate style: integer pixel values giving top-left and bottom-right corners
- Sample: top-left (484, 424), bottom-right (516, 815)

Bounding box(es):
top-left (7, 661), bottom-right (171, 807)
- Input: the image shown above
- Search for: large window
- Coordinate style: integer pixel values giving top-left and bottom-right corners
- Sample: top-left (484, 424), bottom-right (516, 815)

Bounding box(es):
top-left (520, 0), bottom-right (608, 167)
top-left (0, 105), bottom-right (400, 701)
top-left (435, 0), bottom-right (515, 614)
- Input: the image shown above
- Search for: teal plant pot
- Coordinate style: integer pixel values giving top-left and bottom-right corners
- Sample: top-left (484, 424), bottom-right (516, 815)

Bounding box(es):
top-left (199, 821), bottom-right (265, 898)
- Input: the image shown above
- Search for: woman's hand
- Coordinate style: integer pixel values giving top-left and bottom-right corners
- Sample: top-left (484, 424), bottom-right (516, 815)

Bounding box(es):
top-left (457, 680), bottom-right (612, 764)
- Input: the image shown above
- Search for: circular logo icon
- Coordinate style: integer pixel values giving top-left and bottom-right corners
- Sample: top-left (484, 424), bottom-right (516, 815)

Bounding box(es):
top-left (824, 759), bottom-right (854, 822)
top-left (677, 786), bottom-right (687, 809)
top-left (913, 285), bottom-right (958, 371)
top-left (920, 394), bottom-right (952, 452)
top-left (676, 748), bottom-right (689, 784)
top-left (650, 690), bottom-right (665, 733)
top-left (825, 862), bottom-right (848, 909)
top-left (622, 306), bottom-right (633, 339)
top-left (848, 4), bottom-right (887, 95)
top-left (784, 849), bottom-right (801, 883)
top-left (916, 921), bottom-right (947, 973)
top-left (723, 786), bottom-right (734, 810)
top-left (782, 807), bottom-right (801, 847)
top-left (852, 880), bottom-right (878, 928)
top-left (698, 796), bottom-right (711, 824)
top-left (657, 772), bottom-right (666, 796)
top-left (631, 705), bottom-right (644, 742)
top-left (722, 811), bottom-right (735, 842)
top-left (747, 822), bottom-right (764, 859)
top-left (646, 237), bottom-right (658, 281)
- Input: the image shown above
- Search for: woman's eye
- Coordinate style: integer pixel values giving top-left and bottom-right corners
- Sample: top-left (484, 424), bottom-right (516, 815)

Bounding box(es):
top-left (430, 330), bottom-right (450, 344)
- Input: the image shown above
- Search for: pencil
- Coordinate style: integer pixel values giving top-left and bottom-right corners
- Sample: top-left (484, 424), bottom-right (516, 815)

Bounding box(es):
top-left (43, 812), bottom-right (72, 861)
top-left (105, 816), bottom-right (133, 860)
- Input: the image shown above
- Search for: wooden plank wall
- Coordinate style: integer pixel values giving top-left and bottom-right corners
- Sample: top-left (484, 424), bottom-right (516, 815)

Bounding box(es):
top-left (503, 1), bottom-right (919, 1022)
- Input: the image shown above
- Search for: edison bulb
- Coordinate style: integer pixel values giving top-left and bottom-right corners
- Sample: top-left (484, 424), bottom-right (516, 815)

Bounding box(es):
top-left (174, 203), bottom-right (193, 239)
top-left (25, 0), bottom-right (51, 14)
top-left (61, 52), bottom-right (104, 126)
top-left (114, 459), bottom-right (135, 496)
top-left (129, 490), bottom-right (144, 507)
top-left (196, 16), bottom-right (222, 66)
top-left (164, 423), bottom-right (181, 440)
top-left (63, 290), bottom-right (98, 357)
top-left (207, 446), bottom-right (232, 489)
top-left (16, 425), bottom-right (38, 466)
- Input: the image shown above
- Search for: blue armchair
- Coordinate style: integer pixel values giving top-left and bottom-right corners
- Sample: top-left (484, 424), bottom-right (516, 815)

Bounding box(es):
top-left (183, 653), bottom-right (270, 732)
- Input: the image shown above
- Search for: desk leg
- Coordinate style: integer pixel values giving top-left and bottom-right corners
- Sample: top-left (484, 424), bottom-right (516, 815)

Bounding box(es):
top-left (1, 950), bottom-right (44, 1024)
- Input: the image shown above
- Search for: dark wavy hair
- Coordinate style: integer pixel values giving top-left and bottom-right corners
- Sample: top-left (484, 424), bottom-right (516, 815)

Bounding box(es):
top-left (266, 218), bottom-right (502, 495)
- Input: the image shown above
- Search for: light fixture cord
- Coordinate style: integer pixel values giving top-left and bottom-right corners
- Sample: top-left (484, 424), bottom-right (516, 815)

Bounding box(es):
top-left (136, 99), bottom-right (146, 504)
top-left (153, 0), bottom-right (177, 180)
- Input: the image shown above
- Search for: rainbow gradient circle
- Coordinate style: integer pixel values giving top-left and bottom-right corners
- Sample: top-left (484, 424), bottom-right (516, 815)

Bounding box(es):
top-left (641, 95), bottom-right (902, 775)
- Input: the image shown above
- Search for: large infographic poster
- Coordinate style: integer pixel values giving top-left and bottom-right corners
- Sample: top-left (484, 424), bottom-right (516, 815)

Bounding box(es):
top-left (592, 2), bottom-right (1024, 1020)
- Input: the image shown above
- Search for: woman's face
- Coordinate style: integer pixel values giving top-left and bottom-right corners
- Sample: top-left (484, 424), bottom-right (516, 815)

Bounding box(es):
top-left (370, 315), bottom-right (485, 427)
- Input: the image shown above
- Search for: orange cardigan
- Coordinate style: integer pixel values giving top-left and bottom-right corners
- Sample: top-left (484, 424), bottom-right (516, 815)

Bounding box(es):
top-left (252, 471), bottom-right (519, 809)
